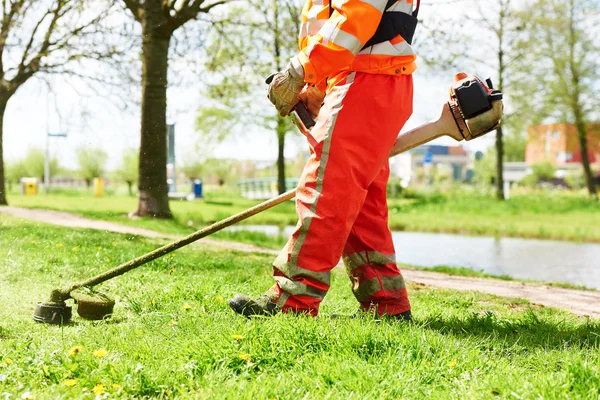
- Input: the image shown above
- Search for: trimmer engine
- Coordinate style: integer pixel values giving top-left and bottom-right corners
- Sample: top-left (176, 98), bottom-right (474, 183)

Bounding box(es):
top-left (449, 73), bottom-right (504, 141)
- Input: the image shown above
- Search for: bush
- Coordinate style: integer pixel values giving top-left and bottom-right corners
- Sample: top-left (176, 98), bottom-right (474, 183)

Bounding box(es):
top-left (521, 161), bottom-right (557, 187)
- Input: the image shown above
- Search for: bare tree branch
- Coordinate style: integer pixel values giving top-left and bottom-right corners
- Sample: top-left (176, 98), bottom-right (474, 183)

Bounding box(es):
top-left (122, 0), bottom-right (142, 22)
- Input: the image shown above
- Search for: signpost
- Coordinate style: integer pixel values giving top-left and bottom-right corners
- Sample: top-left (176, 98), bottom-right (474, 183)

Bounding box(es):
top-left (45, 132), bottom-right (67, 194)
top-left (167, 124), bottom-right (176, 192)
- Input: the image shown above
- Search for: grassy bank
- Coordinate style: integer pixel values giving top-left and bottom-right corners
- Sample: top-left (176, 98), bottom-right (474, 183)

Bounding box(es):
top-left (6, 187), bottom-right (600, 243)
top-left (1, 214), bottom-right (600, 398)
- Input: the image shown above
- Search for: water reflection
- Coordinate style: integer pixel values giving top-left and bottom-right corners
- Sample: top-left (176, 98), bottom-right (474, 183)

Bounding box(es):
top-left (228, 226), bottom-right (600, 289)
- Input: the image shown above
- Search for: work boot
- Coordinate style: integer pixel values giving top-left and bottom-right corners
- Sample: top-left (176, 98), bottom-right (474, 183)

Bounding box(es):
top-left (392, 310), bottom-right (412, 322)
top-left (228, 294), bottom-right (279, 317)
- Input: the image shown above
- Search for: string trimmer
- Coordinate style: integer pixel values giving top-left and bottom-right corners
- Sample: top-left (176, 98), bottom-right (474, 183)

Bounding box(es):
top-left (33, 72), bottom-right (503, 324)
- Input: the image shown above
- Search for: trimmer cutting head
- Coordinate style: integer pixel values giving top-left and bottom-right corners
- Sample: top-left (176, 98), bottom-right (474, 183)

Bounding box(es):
top-left (33, 302), bottom-right (72, 325)
top-left (33, 289), bottom-right (115, 324)
top-left (71, 290), bottom-right (115, 320)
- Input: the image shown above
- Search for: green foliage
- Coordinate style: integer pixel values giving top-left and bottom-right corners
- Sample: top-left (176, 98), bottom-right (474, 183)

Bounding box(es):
top-left (12, 148), bottom-right (62, 181)
top-left (76, 147), bottom-right (108, 185)
top-left (504, 131), bottom-right (527, 161)
top-left (522, 161), bottom-right (557, 187)
top-left (531, 161), bottom-right (556, 180)
top-left (1, 215), bottom-right (600, 398)
top-left (4, 160), bottom-right (27, 184)
top-left (565, 169), bottom-right (586, 190)
top-left (114, 148), bottom-right (138, 183)
top-left (473, 150), bottom-right (496, 187)
top-left (114, 148), bottom-right (139, 195)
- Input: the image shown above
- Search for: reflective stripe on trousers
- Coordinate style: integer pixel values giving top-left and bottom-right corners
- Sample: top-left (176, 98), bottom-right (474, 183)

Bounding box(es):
top-left (267, 71), bottom-right (413, 317)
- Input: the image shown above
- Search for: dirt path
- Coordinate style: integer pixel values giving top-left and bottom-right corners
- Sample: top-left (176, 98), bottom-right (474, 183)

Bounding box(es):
top-left (2, 206), bottom-right (599, 318)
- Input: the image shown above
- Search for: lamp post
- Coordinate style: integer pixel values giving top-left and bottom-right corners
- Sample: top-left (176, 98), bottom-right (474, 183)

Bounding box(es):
top-left (44, 132), bottom-right (67, 194)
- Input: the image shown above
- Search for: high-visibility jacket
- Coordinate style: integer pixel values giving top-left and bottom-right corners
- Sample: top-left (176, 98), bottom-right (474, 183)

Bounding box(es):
top-left (297, 0), bottom-right (417, 90)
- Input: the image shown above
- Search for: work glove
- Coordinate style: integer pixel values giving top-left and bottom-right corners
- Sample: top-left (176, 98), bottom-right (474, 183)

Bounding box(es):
top-left (298, 85), bottom-right (325, 120)
top-left (267, 57), bottom-right (305, 117)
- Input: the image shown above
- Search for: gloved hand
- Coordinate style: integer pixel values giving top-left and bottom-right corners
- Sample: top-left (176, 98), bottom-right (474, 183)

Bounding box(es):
top-left (267, 57), bottom-right (305, 117)
top-left (298, 85), bottom-right (325, 120)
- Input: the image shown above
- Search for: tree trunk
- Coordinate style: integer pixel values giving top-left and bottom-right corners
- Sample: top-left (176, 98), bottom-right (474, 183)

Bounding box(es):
top-left (127, 181), bottom-right (133, 196)
top-left (136, 29), bottom-right (172, 218)
top-left (495, 126), bottom-right (505, 200)
top-left (0, 101), bottom-right (8, 205)
top-left (575, 116), bottom-right (597, 197)
top-left (276, 115), bottom-right (286, 194)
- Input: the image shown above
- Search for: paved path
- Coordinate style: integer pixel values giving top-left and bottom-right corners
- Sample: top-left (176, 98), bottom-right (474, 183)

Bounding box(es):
top-left (2, 206), bottom-right (599, 318)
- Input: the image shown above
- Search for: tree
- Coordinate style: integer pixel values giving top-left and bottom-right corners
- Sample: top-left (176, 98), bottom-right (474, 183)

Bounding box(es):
top-left (18, 148), bottom-right (60, 182)
top-left (523, 0), bottom-right (599, 197)
top-left (76, 147), bottom-right (108, 186)
top-left (121, 0), bottom-right (229, 218)
top-left (503, 130), bottom-right (527, 161)
top-left (196, 0), bottom-right (300, 195)
top-left (0, 0), bottom-right (117, 205)
top-left (4, 159), bottom-right (26, 190)
top-left (115, 148), bottom-right (139, 196)
top-left (421, 0), bottom-right (529, 200)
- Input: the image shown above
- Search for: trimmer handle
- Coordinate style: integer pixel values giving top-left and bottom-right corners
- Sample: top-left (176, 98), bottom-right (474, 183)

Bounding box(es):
top-left (265, 74), bottom-right (316, 130)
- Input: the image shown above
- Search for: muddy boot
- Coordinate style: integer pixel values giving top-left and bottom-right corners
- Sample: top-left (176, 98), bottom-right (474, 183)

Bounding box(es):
top-left (228, 294), bottom-right (279, 317)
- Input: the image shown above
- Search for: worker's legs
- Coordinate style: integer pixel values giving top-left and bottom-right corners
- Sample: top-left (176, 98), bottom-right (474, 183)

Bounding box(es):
top-left (265, 72), bottom-right (413, 316)
top-left (342, 162), bottom-right (410, 317)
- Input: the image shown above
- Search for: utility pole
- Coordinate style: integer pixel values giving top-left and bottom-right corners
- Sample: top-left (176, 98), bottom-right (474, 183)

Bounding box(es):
top-left (44, 133), bottom-right (67, 194)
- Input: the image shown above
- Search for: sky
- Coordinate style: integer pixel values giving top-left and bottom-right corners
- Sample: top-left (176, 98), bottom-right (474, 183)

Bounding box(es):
top-left (3, 0), bottom-right (498, 172)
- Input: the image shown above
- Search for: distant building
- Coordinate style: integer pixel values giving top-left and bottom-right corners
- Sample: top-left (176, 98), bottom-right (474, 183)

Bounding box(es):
top-left (391, 145), bottom-right (470, 186)
top-left (526, 122), bottom-right (600, 166)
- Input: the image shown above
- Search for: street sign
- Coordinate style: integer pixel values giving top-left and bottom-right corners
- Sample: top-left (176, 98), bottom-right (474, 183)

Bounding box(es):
top-left (424, 152), bottom-right (433, 164)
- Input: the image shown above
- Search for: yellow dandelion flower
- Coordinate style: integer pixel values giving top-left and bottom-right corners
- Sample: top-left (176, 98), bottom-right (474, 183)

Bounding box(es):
top-left (182, 304), bottom-right (192, 311)
top-left (97, 246), bottom-right (102, 251)
top-left (171, 253), bottom-right (176, 257)
top-left (93, 383), bottom-right (105, 395)
top-left (232, 334), bottom-right (244, 340)
top-left (112, 383), bottom-right (122, 391)
top-left (216, 296), bottom-right (224, 302)
top-left (169, 268), bottom-right (176, 274)
top-left (68, 346), bottom-right (84, 356)
top-left (168, 320), bottom-right (178, 326)
top-left (56, 243), bottom-right (63, 248)
top-left (71, 247), bottom-right (78, 252)
top-left (2, 359), bottom-right (12, 365)
top-left (93, 349), bottom-right (108, 358)
top-left (64, 379), bottom-right (77, 387)
top-left (238, 353), bottom-right (251, 361)
top-left (447, 360), bottom-right (457, 368)
top-left (31, 240), bottom-right (37, 244)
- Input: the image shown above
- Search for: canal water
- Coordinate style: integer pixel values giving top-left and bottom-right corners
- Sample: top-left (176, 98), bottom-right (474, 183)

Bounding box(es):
top-left (228, 226), bottom-right (600, 289)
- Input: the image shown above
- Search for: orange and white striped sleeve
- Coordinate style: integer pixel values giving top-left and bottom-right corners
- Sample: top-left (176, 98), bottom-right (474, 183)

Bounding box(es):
top-left (296, 0), bottom-right (390, 84)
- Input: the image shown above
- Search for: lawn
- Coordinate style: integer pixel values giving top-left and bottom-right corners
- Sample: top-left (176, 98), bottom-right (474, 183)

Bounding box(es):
top-left (6, 186), bottom-right (600, 243)
top-left (1, 214), bottom-right (599, 399)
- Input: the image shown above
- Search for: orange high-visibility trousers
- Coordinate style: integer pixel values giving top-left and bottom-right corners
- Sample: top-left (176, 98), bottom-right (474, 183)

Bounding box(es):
top-left (267, 71), bottom-right (413, 316)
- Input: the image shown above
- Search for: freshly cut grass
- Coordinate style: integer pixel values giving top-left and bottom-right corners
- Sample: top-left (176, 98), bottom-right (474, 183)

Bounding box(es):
top-left (1, 214), bottom-right (599, 399)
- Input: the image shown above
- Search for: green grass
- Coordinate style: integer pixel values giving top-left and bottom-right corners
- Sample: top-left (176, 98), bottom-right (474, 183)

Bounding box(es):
top-left (6, 186), bottom-right (600, 243)
top-left (1, 214), bottom-right (600, 398)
